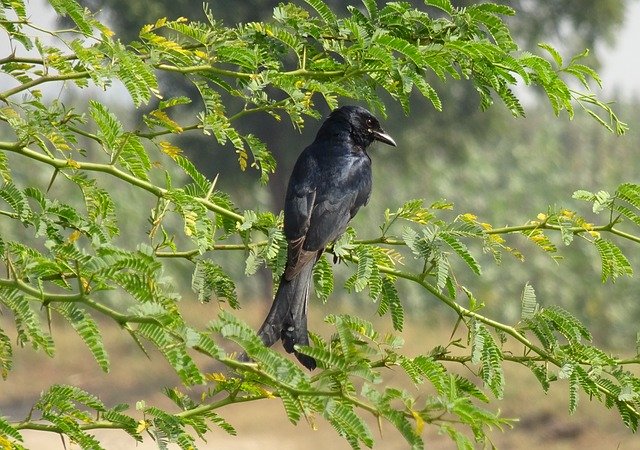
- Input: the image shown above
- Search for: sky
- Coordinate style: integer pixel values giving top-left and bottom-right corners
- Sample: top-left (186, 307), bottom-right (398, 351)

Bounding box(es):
top-left (600, 0), bottom-right (640, 99)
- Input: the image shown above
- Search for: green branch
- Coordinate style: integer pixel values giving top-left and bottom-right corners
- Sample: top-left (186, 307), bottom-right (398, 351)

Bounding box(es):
top-left (2, 143), bottom-right (245, 223)
top-left (0, 275), bottom-right (160, 326)
top-left (486, 220), bottom-right (640, 244)
top-left (80, 297), bottom-right (160, 325)
top-left (155, 63), bottom-right (253, 79)
top-left (339, 250), bottom-right (638, 415)
top-left (14, 420), bottom-right (129, 432)
top-left (0, 277), bottom-right (84, 302)
top-left (0, 71), bottom-right (90, 101)
top-left (135, 123), bottom-right (201, 139)
top-left (221, 357), bottom-right (383, 418)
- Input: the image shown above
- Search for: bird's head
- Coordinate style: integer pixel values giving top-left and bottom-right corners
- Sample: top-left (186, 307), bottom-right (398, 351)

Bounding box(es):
top-left (319, 105), bottom-right (396, 149)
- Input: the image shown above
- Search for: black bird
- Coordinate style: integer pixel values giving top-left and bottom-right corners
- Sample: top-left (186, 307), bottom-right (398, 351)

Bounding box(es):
top-left (256, 105), bottom-right (396, 370)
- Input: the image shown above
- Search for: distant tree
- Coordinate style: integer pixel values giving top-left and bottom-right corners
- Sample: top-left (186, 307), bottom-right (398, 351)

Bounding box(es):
top-left (0, 0), bottom-right (638, 449)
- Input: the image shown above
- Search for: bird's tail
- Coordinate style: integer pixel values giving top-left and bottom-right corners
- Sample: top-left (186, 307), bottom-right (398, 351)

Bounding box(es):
top-left (257, 262), bottom-right (316, 370)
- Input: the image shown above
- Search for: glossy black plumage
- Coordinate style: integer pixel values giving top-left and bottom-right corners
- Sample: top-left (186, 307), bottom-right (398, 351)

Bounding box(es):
top-left (256, 105), bottom-right (396, 369)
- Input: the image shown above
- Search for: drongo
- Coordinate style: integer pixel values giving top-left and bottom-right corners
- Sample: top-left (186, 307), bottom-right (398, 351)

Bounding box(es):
top-left (256, 105), bottom-right (396, 369)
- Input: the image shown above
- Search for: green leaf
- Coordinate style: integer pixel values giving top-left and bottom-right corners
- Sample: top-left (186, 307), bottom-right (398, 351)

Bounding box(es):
top-left (143, 405), bottom-right (195, 450)
top-left (0, 328), bottom-right (12, 380)
top-left (117, 133), bottom-right (151, 181)
top-left (441, 424), bottom-right (474, 450)
top-left (616, 400), bottom-right (639, 432)
top-left (618, 183), bottom-right (640, 207)
top-left (615, 183), bottom-right (640, 225)
top-left (0, 414), bottom-right (23, 442)
top-left (379, 277), bottom-right (403, 331)
top-left (0, 181), bottom-right (30, 221)
top-left (405, 71), bottom-right (442, 111)
top-left (324, 399), bottom-right (374, 448)
top-left (297, 344), bottom-right (348, 370)
top-left (381, 407), bottom-right (424, 449)
top-left (439, 231), bottom-right (481, 275)
top-left (361, 0), bottom-right (378, 21)
top-left (374, 34), bottom-right (424, 67)
top-left (472, 324), bottom-right (504, 398)
top-left (304, 0), bottom-right (338, 26)
top-left (568, 370), bottom-right (579, 414)
top-left (412, 356), bottom-right (448, 395)
top-left (538, 43), bottom-right (563, 67)
top-left (55, 303), bottom-right (110, 372)
top-left (1, 288), bottom-right (55, 355)
top-left (37, 384), bottom-right (106, 412)
top-left (111, 42), bottom-right (158, 106)
top-left (243, 134), bottom-right (276, 184)
top-left (48, 0), bottom-right (94, 35)
top-left (0, 150), bottom-right (12, 182)
top-left (525, 362), bottom-right (550, 392)
top-left (278, 389), bottom-right (303, 424)
top-left (312, 255), bottom-right (334, 303)
top-left (520, 282), bottom-right (538, 320)
top-left (136, 323), bottom-right (204, 385)
top-left (191, 259), bottom-right (239, 308)
top-left (594, 238), bottom-right (633, 283)
top-left (540, 305), bottom-right (592, 343)
top-left (89, 100), bottom-right (122, 152)
top-left (424, 0), bottom-right (453, 14)
top-left (344, 245), bottom-right (381, 298)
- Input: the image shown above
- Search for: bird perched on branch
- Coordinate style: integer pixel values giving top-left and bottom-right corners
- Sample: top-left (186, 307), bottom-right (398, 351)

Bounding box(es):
top-left (255, 105), bottom-right (396, 370)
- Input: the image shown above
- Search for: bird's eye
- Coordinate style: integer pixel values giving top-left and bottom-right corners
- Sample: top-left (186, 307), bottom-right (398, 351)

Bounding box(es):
top-left (366, 118), bottom-right (374, 128)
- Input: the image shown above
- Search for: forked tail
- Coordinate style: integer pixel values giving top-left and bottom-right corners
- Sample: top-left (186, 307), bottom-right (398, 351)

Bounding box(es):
top-left (256, 262), bottom-right (316, 370)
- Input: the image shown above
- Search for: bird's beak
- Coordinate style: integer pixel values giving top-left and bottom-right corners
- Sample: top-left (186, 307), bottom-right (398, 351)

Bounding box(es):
top-left (371, 129), bottom-right (397, 147)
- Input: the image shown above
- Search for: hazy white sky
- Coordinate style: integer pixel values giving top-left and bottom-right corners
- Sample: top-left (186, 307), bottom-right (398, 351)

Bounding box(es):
top-left (600, 1), bottom-right (640, 99)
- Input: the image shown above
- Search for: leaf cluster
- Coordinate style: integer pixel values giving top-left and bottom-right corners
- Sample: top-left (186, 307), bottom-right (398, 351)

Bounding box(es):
top-left (0, 0), bottom-right (637, 449)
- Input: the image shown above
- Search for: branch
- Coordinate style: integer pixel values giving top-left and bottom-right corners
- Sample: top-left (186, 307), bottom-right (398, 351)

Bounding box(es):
top-left (14, 420), bottom-right (128, 432)
top-left (155, 63), bottom-right (253, 79)
top-left (485, 221), bottom-right (640, 244)
top-left (0, 276), bottom-right (83, 302)
top-left (2, 143), bottom-right (245, 223)
top-left (0, 71), bottom-right (90, 101)
top-left (339, 250), bottom-right (639, 415)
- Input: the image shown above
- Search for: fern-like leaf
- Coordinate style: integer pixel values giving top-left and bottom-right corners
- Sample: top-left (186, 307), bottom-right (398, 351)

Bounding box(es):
top-left (325, 399), bottom-right (374, 449)
top-left (191, 259), bottom-right (238, 308)
top-left (304, 0), bottom-right (337, 26)
top-left (55, 303), bottom-right (109, 372)
top-left (278, 389), bottom-right (303, 424)
top-left (313, 255), bottom-right (334, 303)
top-left (0, 415), bottom-right (22, 442)
top-left (1, 288), bottom-right (55, 355)
top-left (0, 328), bottom-right (12, 380)
top-left (472, 324), bottom-right (504, 398)
top-left (520, 282), bottom-right (538, 319)
top-left (594, 238), bottom-right (633, 282)
top-left (117, 133), bottom-right (151, 181)
top-left (175, 154), bottom-right (211, 195)
top-left (379, 277), bottom-right (404, 331)
top-left (136, 323), bottom-right (204, 385)
top-left (439, 231), bottom-right (481, 275)
top-left (89, 100), bottom-right (122, 152)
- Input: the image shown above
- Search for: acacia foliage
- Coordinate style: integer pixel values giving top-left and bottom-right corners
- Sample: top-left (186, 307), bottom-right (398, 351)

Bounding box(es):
top-left (0, 0), bottom-right (638, 448)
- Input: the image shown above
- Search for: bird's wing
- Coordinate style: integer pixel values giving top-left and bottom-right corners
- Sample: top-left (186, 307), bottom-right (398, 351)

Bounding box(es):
top-left (303, 155), bottom-right (372, 251)
top-left (284, 190), bottom-right (355, 280)
top-left (302, 189), bottom-right (359, 252)
top-left (282, 151), bottom-right (320, 280)
top-left (283, 189), bottom-right (317, 280)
